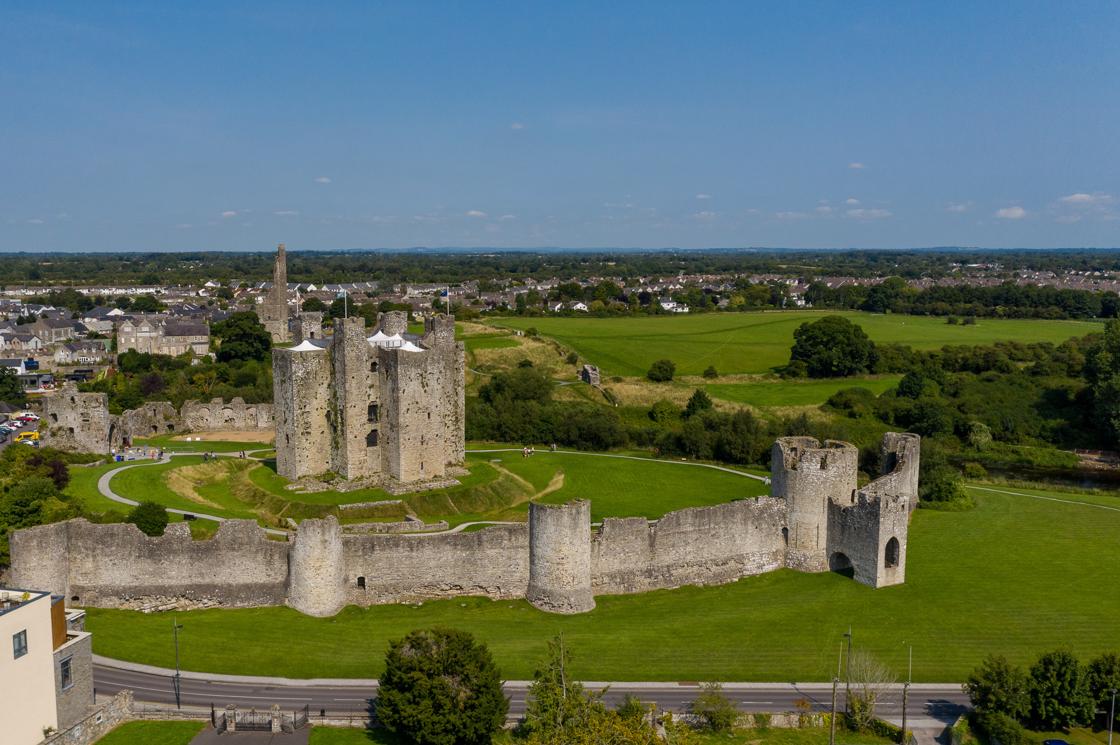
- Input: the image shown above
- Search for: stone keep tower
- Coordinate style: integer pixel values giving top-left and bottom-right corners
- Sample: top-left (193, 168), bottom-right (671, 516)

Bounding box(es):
top-left (259, 243), bottom-right (290, 343)
top-left (41, 382), bottom-right (120, 454)
top-left (272, 312), bottom-right (465, 486)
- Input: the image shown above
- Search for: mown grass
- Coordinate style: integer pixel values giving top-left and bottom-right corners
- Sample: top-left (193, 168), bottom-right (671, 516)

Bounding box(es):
top-left (85, 484), bottom-right (1120, 682)
top-left (493, 312), bottom-right (1100, 376)
top-left (705, 376), bottom-right (902, 408)
top-left (134, 435), bottom-right (270, 453)
top-left (93, 720), bottom-right (204, 745)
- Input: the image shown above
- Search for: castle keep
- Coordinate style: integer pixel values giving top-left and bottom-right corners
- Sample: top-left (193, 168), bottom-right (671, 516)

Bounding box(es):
top-left (272, 312), bottom-right (465, 487)
top-left (10, 433), bottom-right (919, 617)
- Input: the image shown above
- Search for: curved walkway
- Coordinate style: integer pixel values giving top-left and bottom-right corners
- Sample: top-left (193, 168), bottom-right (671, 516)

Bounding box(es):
top-left (967, 484), bottom-right (1120, 514)
top-left (98, 447), bottom-right (770, 538)
top-left (97, 454), bottom-right (288, 536)
top-left (466, 447), bottom-right (770, 483)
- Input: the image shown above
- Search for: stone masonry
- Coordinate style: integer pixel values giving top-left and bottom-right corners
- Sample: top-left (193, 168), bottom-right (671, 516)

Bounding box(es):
top-left (10, 433), bottom-right (919, 616)
top-left (273, 312), bottom-right (465, 488)
top-left (258, 243), bottom-right (291, 343)
top-left (41, 383), bottom-right (121, 453)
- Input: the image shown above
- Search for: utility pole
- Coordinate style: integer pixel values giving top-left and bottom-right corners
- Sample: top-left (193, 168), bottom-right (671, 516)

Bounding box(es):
top-left (172, 618), bottom-right (184, 710)
top-left (843, 626), bottom-right (853, 713)
top-left (830, 640), bottom-right (842, 745)
top-left (1108, 688), bottom-right (1116, 745)
top-left (901, 643), bottom-right (912, 745)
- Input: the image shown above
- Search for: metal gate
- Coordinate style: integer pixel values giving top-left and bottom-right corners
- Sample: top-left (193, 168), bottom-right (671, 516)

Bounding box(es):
top-left (236, 708), bottom-right (272, 731)
top-left (294, 704), bottom-right (310, 729)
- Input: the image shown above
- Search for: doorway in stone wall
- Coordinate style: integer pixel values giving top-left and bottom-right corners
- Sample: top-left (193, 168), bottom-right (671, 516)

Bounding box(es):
top-left (828, 552), bottom-right (855, 578)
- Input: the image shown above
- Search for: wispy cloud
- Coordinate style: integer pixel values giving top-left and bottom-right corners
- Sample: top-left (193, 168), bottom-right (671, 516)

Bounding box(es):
top-left (274, 210), bottom-right (299, 216)
top-left (27, 218), bottom-right (45, 225)
top-left (995, 206), bottom-right (1027, 220)
top-left (498, 214), bottom-right (516, 221)
top-left (848, 162), bottom-right (866, 170)
top-left (845, 198), bottom-right (860, 205)
top-left (1059, 192), bottom-right (1112, 205)
top-left (946, 202), bottom-right (972, 213)
top-left (510, 122), bottom-right (525, 130)
top-left (846, 208), bottom-right (891, 219)
top-left (695, 193), bottom-right (712, 200)
top-left (465, 210), bottom-right (488, 218)
top-left (314, 176), bottom-right (332, 184)
top-left (693, 210), bottom-right (717, 220)
top-left (816, 205), bottom-right (834, 215)
top-left (221, 210), bottom-right (238, 218)
top-left (776, 211), bottom-right (811, 220)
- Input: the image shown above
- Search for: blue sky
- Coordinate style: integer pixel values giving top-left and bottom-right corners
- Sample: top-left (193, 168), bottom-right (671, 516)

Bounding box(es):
top-left (2, 1), bottom-right (1119, 251)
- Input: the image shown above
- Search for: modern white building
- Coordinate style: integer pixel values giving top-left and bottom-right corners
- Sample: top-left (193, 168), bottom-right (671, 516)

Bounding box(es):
top-left (0, 588), bottom-right (93, 745)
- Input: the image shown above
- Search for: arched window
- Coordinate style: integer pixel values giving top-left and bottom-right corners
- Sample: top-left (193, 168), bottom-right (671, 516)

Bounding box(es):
top-left (781, 527), bottom-right (789, 546)
top-left (884, 537), bottom-right (900, 568)
top-left (357, 576), bottom-right (366, 589)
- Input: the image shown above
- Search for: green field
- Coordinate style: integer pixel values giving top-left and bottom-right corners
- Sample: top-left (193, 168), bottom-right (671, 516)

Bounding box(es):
top-left (494, 312), bottom-right (1100, 376)
top-left (93, 721), bottom-right (203, 745)
top-left (84, 483), bottom-right (1120, 682)
top-left (705, 376), bottom-right (902, 408)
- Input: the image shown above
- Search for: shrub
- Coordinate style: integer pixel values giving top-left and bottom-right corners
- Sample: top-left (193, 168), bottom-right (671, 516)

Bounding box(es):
top-left (615, 694), bottom-right (647, 723)
top-left (646, 359), bottom-right (676, 382)
top-left (378, 628), bottom-right (508, 745)
top-left (972, 711), bottom-right (1027, 745)
top-left (1029, 649), bottom-right (1095, 729)
top-left (126, 501), bottom-right (169, 537)
top-left (689, 682), bottom-right (737, 732)
top-left (964, 655), bottom-right (1031, 719)
top-left (648, 400), bottom-right (680, 424)
top-left (683, 389), bottom-right (714, 419)
top-left (962, 462), bottom-right (988, 479)
top-left (565, 351), bottom-right (579, 365)
top-left (702, 365), bottom-right (718, 379)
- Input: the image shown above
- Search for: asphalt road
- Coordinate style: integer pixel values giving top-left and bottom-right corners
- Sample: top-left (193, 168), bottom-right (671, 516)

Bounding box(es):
top-left (94, 660), bottom-right (969, 730)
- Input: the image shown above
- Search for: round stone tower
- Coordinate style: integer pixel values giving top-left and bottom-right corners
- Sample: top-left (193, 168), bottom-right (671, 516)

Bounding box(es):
top-left (771, 437), bottom-right (859, 572)
top-left (526, 501), bottom-right (595, 614)
top-left (288, 516), bottom-right (346, 617)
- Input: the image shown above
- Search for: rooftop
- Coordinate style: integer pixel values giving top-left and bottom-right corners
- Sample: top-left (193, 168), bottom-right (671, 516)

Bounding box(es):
top-left (0, 587), bottom-right (50, 617)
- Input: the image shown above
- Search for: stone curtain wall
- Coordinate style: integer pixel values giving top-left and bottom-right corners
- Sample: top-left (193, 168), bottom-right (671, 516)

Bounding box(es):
top-left (180, 398), bottom-right (274, 432)
top-left (11, 520), bottom-right (289, 611)
top-left (591, 498), bottom-right (788, 595)
top-left (9, 433), bottom-right (918, 615)
top-left (118, 401), bottom-right (179, 437)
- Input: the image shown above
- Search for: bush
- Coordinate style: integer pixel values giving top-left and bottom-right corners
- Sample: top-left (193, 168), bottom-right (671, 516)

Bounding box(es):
top-left (972, 711), bottom-right (1028, 745)
top-left (648, 400), bottom-right (680, 424)
top-left (647, 359), bottom-right (676, 382)
top-left (565, 351), bottom-right (579, 365)
top-left (962, 462), bottom-right (988, 479)
top-left (1029, 649), bottom-right (1095, 729)
top-left (702, 365), bottom-right (718, 379)
top-left (964, 655), bottom-right (1031, 720)
top-left (127, 501), bottom-right (169, 536)
top-left (615, 694), bottom-right (647, 723)
top-left (689, 682), bottom-right (737, 732)
top-left (683, 389), bottom-right (713, 419)
top-left (378, 628), bottom-right (508, 745)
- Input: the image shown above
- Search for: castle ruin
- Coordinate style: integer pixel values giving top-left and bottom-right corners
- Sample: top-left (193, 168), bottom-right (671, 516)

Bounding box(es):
top-left (258, 243), bottom-right (290, 344)
top-left (10, 433), bottom-right (919, 617)
top-left (41, 383), bottom-right (120, 453)
top-left (272, 312), bottom-right (465, 488)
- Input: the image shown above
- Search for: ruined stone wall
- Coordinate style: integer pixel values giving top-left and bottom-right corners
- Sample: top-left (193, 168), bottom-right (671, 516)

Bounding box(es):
top-left (260, 243), bottom-right (290, 343)
top-left (770, 438), bottom-right (858, 572)
top-left (274, 345), bottom-right (332, 480)
top-left (293, 312), bottom-right (323, 343)
top-left (181, 398), bottom-right (273, 432)
top-left (118, 401), bottom-right (180, 438)
top-left (41, 383), bottom-right (120, 454)
top-left (10, 519), bottom-right (289, 609)
top-left (877, 432), bottom-right (921, 511)
top-left (528, 501), bottom-right (594, 613)
top-left (341, 524), bottom-right (530, 606)
top-left (592, 498), bottom-right (787, 595)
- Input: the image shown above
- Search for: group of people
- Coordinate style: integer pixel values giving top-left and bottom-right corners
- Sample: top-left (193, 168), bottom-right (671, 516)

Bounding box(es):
top-left (521, 443), bottom-right (559, 457)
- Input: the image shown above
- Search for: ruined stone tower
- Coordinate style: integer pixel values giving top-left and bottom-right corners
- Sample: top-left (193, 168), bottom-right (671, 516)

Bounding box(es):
top-left (41, 382), bottom-right (121, 454)
top-left (272, 312), bottom-right (465, 487)
top-left (259, 243), bottom-right (290, 343)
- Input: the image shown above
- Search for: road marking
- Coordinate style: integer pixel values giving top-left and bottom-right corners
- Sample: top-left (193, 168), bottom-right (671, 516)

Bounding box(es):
top-left (740, 700), bottom-right (774, 704)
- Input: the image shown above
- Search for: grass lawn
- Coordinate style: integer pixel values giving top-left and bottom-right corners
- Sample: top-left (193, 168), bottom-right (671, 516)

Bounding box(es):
top-left (705, 375), bottom-right (902, 408)
top-left (85, 483), bottom-right (1120, 682)
top-left (135, 435), bottom-right (271, 453)
top-left (493, 312), bottom-right (1100, 376)
top-left (692, 728), bottom-right (891, 745)
top-left (480, 450), bottom-right (769, 521)
top-left (93, 720), bottom-right (204, 745)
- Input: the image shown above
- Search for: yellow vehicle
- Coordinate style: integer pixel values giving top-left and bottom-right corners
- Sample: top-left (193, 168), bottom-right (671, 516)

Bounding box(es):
top-left (14, 430), bottom-right (39, 443)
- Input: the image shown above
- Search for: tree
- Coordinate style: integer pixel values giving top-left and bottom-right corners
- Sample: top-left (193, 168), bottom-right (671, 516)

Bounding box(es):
top-left (126, 501), bottom-right (169, 537)
top-left (789, 317), bottom-right (877, 377)
top-left (647, 359), bottom-right (676, 382)
top-left (130, 294), bottom-right (164, 313)
top-left (847, 649), bottom-right (897, 731)
top-left (0, 367), bottom-right (27, 406)
top-left (0, 476), bottom-right (57, 529)
top-left (301, 297), bottom-right (327, 312)
top-left (702, 365), bottom-right (718, 379)
top-left (1085, 653), bottom-right (1120, 726)
top-left (689, 682), bottom-right (737, 732)
top-left (212, 311), bottom-right (272, 362)
top-left (964, 655), bottom-right (1031, 720)
top-left (683, 389), bottom-right (713, 419)
top-left (648, 399), bottom-right (679, 423)
top-left (1029, 650), bottom-right (1094, 730)
top-left (377, 628), bottom-right (508, 745)
top-left (966, 421), bottom-right (993, 451)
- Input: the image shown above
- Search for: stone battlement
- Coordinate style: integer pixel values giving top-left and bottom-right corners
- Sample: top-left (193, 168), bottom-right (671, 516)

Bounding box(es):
top-left (10, 433), bottom-right (919, 616)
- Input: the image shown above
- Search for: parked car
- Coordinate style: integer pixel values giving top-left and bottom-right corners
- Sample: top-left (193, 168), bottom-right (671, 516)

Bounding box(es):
top-left (14, 430), bottom-right (39, 443)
